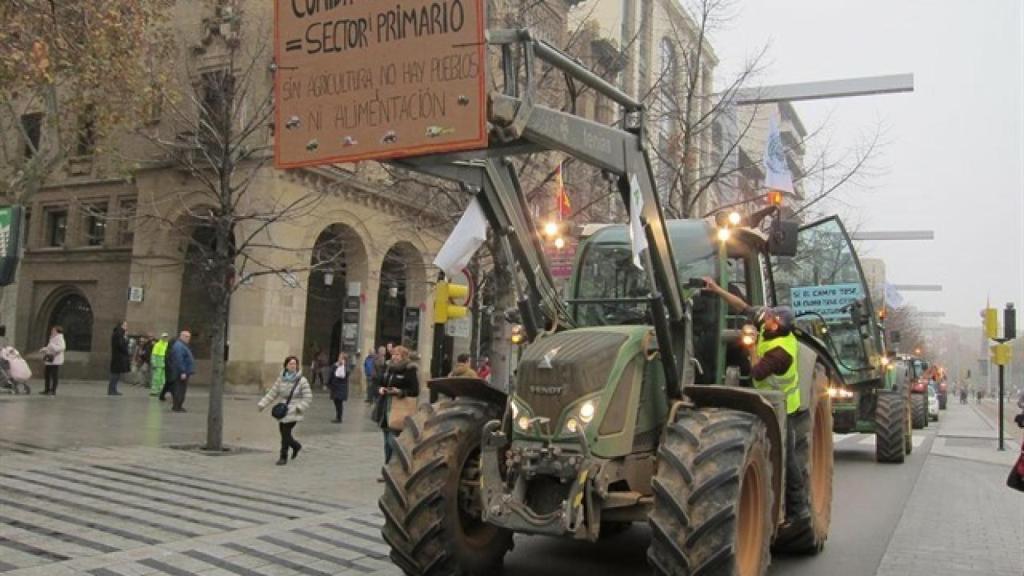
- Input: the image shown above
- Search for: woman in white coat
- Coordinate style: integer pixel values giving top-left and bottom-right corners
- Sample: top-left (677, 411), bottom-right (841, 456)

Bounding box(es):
top-left (40, 325), bottom-right (66, 396)
top-left (258, 355), bottom-right (312, 465)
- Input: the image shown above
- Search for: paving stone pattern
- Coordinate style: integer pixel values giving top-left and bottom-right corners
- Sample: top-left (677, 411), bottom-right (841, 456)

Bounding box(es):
top-left (0, 436), bottom-right (402, 576)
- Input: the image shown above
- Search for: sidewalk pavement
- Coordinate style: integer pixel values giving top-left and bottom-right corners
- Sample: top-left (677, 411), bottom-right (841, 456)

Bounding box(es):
top-left (875, 400), bottom-right (1024, 576)
top-left (0, 381), bottom-right (402, 576)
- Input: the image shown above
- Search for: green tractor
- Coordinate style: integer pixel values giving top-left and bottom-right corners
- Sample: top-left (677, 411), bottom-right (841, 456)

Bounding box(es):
top-left (377, 30), bottom-right (877, 576)
top-left (769, 218), bottom-right (912, 463)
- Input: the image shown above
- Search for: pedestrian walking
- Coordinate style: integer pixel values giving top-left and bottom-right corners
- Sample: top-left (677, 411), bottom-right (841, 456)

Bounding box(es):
top-left (363, 350), bottom-right (377, 403)
top-left (136, 334), bottom-right (153, 390)
top-left (257, 356), bottom-right (312, 465)
top-left (167, 330), bottom-right (195, 412)
top-left (159, 335), bottom-right (177, 401)
top-left (39, 325), bottom-right (66, 396)
top-left (150, 333), bottom-right (169, 396)
top-left (327, 352), bottom-right (351, 423)
top-left (374, 345), bottom-right (420, 479)
top-left (108, 321), bottom-right (130, 396)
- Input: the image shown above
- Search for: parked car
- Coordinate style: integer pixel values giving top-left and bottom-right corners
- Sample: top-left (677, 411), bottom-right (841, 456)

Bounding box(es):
top-left (928, 384), bottom-right (940, 422)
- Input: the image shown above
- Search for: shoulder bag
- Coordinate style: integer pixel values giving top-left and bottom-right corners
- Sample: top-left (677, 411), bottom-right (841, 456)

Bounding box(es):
top-left (271, 379), bottom-right (301, 420)
top-left (388, 394), bottom-right (417, 431)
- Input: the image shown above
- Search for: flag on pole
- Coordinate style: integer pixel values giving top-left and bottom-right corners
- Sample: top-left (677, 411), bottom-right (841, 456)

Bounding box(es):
top-left (883, 282), bottom-right (905, 309)
top-left (628, 173), bottom-right (648, 270)
top-left (556, 162), bottom-right (571, 219)
top-left (763, 115), bottom-right (794, 194)
top-left (433, 197), bottom-right (488, 278)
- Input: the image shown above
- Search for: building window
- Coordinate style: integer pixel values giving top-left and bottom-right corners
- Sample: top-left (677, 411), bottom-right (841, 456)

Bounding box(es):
top-left (118, 200), bottom-right (136, 246)
top-left (47, 210), bottom-right (67, 247)
top-left (48, 293), bottom-right (93, 352)
top-left (199, 70), bottom-right (234, 148)
top-left (76, 105), bottom-right (97, 156)
top-left (21, 113), bottom-right (43, 158)
top-left (85, 205), bottom-right (107, 246)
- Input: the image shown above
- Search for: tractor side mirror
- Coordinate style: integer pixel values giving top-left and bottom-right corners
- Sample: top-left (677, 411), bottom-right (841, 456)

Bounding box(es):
top-left (768, 219), bottom-right (799, 257)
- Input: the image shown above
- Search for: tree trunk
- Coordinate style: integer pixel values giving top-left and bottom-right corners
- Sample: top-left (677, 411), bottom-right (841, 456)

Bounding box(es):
top-left (205, 287), bottom-right (229, 451)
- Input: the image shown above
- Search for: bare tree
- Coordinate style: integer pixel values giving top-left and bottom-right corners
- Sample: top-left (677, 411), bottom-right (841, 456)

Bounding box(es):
top-left (135, 5), bottom-right (333, 450)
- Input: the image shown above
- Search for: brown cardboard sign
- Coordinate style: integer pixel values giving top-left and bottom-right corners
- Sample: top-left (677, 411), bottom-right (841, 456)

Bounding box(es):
top-left (274, 0), bottom-right (487, 168)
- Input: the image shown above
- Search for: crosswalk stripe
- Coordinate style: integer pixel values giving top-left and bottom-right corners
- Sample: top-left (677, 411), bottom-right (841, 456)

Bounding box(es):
top-left (123, 461), bottom-right (346, 506)
top-left (294, 527), bottom-right (389, 560)
top-left (257, 535), bottom-right (376, 573)
top-left (0, 495), bottom-right (162, 545)
top-left (93, 461), bottom-right (327, 516)
top-left (221, 542), bottom-right (335, 576)
top-left (62, 467), bottom-right (271, 523)
top-left (181, 549), bottom-right (263, 576)
top-left (0, 473), bottom-right (233, 532)
top-left (854, 434), bottom-right (926, 448)
top-left (0, 484), bottom-right (201, 538)
top-left (137, 557), bottom-right (198, 576)
top-left (0, 534), bottom-right (70, 562)
top-left (0, 515), bottom-right (119, 553)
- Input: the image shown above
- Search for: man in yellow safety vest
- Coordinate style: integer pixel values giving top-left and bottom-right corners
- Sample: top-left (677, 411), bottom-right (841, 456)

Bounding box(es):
top-left (703, 277), bottom-right (810, 527)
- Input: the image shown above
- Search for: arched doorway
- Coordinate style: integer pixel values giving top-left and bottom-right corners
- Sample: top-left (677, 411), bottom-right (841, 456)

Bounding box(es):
top-left (375, 242), bottom-right (426, 351)
top-left (46, 291), bottom-right (94, 352)
top-left (302, 224), bottom-right (368, 369)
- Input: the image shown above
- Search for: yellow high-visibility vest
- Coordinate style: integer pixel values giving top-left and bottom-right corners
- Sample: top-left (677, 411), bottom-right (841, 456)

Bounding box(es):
top-left (754, 328), bottom-right (801, 414)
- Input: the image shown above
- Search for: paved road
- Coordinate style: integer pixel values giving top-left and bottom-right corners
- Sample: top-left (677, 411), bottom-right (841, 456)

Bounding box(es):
top-left (500, 430), bottom-right (937, 576)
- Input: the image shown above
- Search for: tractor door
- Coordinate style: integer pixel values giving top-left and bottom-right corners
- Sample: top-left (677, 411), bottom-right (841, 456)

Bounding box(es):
top-left (770, 216), bottom-right (883, 383)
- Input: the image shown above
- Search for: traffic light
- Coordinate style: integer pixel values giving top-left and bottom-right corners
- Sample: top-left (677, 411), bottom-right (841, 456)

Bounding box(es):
top-left (984, 307), bottom-right (999, 340)
top-left (434, 280), bottom-right (469, 324)
top-left (1004, 303), bottom-right (1016, 340)
top-left (511, 324), bottom-right (524, 345)
top-left (767, 190), bottom-right (784, 206)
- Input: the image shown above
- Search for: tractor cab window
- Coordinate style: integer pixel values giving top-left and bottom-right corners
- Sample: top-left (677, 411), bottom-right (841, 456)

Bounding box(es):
top-left (573, 244), bottom-right (651, 326)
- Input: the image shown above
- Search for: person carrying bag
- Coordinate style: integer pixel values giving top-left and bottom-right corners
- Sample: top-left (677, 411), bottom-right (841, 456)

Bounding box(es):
top-left (258, 356), bottom-right (312, 466)
top-left (375, 346), bottom-right (419, 471)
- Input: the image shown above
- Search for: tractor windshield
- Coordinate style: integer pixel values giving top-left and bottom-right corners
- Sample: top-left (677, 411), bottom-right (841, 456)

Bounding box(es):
top-left (572, 224), bottom-right (717, 327)
top-left (573, 244), bottom-right (652, 326)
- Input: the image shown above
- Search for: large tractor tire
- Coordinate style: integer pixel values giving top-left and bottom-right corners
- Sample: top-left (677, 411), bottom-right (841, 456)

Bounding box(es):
top-left (648, 408), bottom-right (773, 576)
top-left (910, 394), bottom-right (927, 430)
top-left (379, 398), bottom-right (513, 576)
top-left (772, 360), bottom-right (834, 554)
top-left (874, 391), bottom-right (907, 464)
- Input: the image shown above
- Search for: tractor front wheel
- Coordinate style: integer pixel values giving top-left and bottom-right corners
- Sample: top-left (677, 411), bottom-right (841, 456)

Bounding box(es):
top-left (379, 398), bottom-right (512, 576)
top-left (648, 408), bottom-right (773, 576)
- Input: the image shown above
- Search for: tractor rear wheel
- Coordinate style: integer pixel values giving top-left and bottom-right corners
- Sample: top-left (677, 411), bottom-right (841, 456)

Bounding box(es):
top-left (379, 398), bottom-right (513, 576)
top-left (648, 408), bottom-right (773, 576)
top-left (910, 394), bottom-right (927, 429)
top-left (874, 391), bottom-right (906, 464)
top-left (772, 360), bottom-right (834, 554)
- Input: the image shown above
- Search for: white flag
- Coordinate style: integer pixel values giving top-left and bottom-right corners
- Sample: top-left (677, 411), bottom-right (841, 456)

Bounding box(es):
top-left (433, 197), bottom-right (488, 278)
top-left (763, 115), bottom-right (794, 194)
top-left (628, 173), bottom-right (648, 270)
top-left (883, 282), bottom-right (905, 309)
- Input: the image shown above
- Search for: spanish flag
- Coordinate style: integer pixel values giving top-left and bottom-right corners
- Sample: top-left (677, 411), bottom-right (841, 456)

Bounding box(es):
top-left (556, 162), bottom-right (571, 219)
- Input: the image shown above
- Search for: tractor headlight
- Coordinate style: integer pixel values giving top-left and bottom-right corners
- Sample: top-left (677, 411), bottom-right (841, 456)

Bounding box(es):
top-left (517, 415), bottom-right (532, 432)
top-left (579, 400), bottom-right (596, 424)
top-left (565, 418), bottom-right (580, 434)
top-left (828, 387), bottom-right (854, 399)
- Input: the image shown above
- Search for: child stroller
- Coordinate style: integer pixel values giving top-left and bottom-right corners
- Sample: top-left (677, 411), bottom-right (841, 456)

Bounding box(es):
top-left (0, 345), bottom-right (31, 395)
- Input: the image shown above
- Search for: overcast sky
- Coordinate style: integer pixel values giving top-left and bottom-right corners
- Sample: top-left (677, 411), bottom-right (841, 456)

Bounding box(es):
top-left (713, 0), bottom-right (1023, 327)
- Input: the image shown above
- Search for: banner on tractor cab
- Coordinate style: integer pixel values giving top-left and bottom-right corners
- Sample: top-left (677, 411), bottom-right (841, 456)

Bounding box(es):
top-left (273, 0), bottom-right (488, 168)
top-left (790, 283), bottom-right (863, 320)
